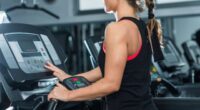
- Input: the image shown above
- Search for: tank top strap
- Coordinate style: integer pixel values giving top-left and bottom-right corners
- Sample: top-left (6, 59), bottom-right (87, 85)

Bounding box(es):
top-left (119, 17), bottom-right (144, 35)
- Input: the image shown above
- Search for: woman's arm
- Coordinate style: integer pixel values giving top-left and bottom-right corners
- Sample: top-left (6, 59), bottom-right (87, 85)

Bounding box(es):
top-left (76, 67), bottom-right (102, 82)
top-left (48, 23), bottom-right (129, 101)
top-left (45, 63), bottom-right (102, 82)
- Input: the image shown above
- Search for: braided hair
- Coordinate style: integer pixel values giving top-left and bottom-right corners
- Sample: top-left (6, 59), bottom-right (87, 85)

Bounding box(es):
top-left (127, 0), bottom-right (164, 61)
top-left (127, 0), bottom-right (163, 45)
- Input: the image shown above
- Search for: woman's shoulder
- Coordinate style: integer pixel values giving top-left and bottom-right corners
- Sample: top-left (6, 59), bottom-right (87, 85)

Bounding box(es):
top-left (106, 21), bottom-right (138, 33)
top-left (105, 21), bottom-right (138, 40)
top-left (104, 22), bottom-right (128, 45)
top-left (105, 22), bottom-right (128, 37)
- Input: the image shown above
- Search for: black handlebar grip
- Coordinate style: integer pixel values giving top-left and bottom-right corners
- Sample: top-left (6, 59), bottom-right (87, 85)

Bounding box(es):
top-left (48, 100), bottom-right (58, 110)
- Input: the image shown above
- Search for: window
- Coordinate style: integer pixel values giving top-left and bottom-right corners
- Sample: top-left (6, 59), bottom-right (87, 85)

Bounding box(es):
top-left (157, 0), bottom-right (199, 4)
top-left (79, 0), bottom-right (104, 11)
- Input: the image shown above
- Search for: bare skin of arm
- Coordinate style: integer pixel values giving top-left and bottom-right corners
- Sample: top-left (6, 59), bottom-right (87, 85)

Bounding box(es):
top-left (76, 67), bottom-right (102, 82)
top-left (46, 22), bottom-right (139, 102)
top-left (45, 63), bottom-right (102, 83)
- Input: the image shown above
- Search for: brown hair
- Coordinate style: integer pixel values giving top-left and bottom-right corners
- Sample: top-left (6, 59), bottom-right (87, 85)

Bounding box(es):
top-left (127, 0), bottom-right (163, 47)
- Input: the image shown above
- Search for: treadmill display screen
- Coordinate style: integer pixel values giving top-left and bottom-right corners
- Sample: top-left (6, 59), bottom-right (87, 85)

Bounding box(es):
top-left (4, 33), bottom-right (52, 74)
top-left (19, 41), bottom-right (37, 53)
top-left (6, 33), bottom-right (39, 53)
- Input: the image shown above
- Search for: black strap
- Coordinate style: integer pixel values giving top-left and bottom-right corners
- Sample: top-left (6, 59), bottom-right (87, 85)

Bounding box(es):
top-left (119, 17), bottom-right (144, 37)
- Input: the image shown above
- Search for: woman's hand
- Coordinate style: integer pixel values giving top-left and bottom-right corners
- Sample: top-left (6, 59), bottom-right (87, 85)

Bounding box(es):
top-left (48, 83), bottom-right (71, 102)
top-left (44, 62), bottom-right (71, 81)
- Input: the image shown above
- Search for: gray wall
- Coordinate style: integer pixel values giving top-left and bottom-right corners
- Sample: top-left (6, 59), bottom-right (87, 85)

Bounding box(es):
top-left (1, 0), bottom-right (200, 25)
top-left (174, 16), bottom-right (200, 52)
top-left (0, 0), bottom-right (114, 25)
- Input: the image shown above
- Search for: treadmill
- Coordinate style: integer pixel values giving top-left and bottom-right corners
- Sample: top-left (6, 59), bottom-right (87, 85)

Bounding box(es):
top-left (0, 23), bottom-right (85, 110)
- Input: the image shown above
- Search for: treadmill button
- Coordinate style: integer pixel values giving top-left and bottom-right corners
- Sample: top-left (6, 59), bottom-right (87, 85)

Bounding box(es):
top-left (72, 78), bottom-right (78, 81)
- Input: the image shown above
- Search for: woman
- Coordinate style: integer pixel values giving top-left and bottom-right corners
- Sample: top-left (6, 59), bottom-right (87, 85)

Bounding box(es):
top-left (45, 0), bottom-right (162, 110)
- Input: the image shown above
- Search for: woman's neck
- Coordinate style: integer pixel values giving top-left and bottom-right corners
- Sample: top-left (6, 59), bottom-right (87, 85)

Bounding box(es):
top-left (114, 1), bottom-right (139, 21)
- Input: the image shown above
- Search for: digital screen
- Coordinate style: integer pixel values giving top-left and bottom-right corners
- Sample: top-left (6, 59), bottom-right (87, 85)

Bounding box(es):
top-left (5, 33), bottom-right (40, 53)
top-left (18, 40), bottom-right (37, 52)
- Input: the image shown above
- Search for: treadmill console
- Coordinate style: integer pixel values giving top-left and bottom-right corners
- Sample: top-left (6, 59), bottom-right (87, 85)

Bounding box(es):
top-left (63, 76), bottom-right (91, 90)
top-left (0, 24), bottom-right (67, 85)
top-left (1, 33), bottom-right (61, 74)
top-left (0, 23), bottom-right (85, 110)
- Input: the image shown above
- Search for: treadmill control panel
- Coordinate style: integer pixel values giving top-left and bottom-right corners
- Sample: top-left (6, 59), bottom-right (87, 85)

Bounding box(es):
top-left (62, 76), bottom-right (91, 90)
top-left (0, 33), bottom-right (61, 74)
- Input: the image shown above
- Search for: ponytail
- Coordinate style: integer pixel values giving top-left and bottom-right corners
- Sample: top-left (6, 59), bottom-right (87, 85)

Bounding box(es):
top-left (146, 0), bottom-right (164, 61)
top-left (127, 0), bottom-right (163, 46)
top-left (127, 0), bottom-right (164, 61)
top-left (145, 0), bottom-right (163, 48)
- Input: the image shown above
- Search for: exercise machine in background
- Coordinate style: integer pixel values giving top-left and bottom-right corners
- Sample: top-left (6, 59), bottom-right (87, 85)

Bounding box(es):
top-left (182, 40), bottom-right (200, 83)
top-left (156, 38), bottom-right (190, 84)
top-left (84, 36), bottom-right (104, 68)
top-left (5, 0), bottom-right (60, 21)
